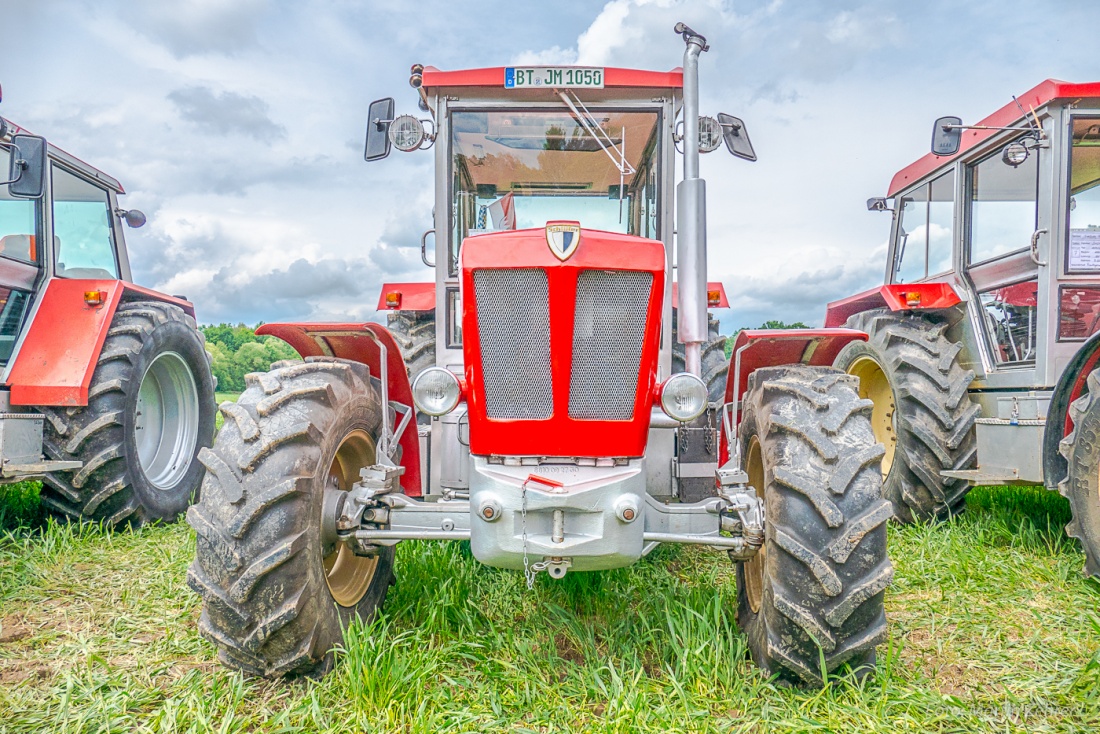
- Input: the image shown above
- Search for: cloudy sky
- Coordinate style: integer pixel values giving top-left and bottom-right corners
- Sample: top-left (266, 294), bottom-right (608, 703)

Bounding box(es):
top-left (1, 0), bottom-right (1094, 331)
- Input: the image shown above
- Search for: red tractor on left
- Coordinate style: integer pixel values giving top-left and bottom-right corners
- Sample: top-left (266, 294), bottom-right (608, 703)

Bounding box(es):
top-left (0, 98), bottom-right (215, 526)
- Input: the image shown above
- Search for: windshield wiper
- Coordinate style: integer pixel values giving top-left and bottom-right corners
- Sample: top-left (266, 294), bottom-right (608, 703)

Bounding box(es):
top-left (557, 89), bottom-right (634, 221)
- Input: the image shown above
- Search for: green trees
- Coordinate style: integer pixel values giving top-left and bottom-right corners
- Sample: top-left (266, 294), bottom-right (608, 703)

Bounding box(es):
top-left (201, 324), bottom-right (299, 392)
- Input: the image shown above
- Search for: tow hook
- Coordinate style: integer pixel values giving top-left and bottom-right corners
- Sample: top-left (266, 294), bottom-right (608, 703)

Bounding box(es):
top-left (716, 466), bottom-right (765, 561)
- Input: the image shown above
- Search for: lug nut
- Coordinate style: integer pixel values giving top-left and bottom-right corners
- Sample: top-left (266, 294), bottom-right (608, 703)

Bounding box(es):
top-left (481, 506), bottom-right (495, 520)
top-left (622, 507), bottom-right (636, 521)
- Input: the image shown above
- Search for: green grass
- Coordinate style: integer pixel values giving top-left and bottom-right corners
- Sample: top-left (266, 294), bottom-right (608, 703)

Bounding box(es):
top-left (213, 393), bottom-right (241, 431)
top-left (0, 485), bottom-right (1098, 732)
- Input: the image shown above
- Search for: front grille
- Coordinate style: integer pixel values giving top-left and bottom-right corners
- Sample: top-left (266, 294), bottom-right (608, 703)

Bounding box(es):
top-left (569, 270), bottom-right (653, 420)
top-left (473, 269), bottom-right (553, 419)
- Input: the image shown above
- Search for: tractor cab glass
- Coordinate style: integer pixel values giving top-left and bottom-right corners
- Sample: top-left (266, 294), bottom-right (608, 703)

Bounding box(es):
top-left (448, 109), bottom-right (661, 272)
top-left (51, 164), bottom-right (119, 279)
top-left (892, 170), bottom-right (955, 283)
top-left (1068, 118), bottom-right (1100, 269)
top-left (0, 144), bottom-right (39, 363)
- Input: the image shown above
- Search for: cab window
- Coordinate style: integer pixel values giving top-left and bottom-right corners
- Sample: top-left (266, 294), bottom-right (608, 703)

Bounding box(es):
top-left (1067, 118), bottom-right (1100, 272)
top-left (893, 170), bottom-right (955, 283)
top-left (967, 137), bottom-right (1039, 264)
top-left (52, 165), bottom-right (119, 279)
top-left (0, 147), bottom-right (39, 264)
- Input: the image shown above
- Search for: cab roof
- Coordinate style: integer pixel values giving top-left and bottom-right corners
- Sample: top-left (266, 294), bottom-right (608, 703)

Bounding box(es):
top-left (420, 66), bottom-right (683, 90)
top-left (887, 79), bottom-right (1100, 198)
top-left (1, 117), bottom-right (124, 194)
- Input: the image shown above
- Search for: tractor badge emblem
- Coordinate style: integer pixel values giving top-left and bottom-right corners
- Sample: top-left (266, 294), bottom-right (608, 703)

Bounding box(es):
top-left (545, 221), bottom-right (581, 261)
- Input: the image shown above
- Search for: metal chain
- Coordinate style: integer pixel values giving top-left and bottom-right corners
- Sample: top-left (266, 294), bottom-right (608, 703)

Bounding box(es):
top-left (521, 479), bottom-right (535, 589)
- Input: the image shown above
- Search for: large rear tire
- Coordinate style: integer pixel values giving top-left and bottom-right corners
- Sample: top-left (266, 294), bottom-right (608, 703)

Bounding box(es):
top-left (671, 313), bottom-right (728, 402)
top-left (736, 365), bottom-right (893, 685)
top-left (1058, 369), bottom-right (1100, 579)
top-left (834, 309), bottom-right (979, 523)
top-left (186, 358), bottom-right (394, 677)
top-left (38, 301), bottom-right (216, 526)
top-left (387, 311), bottom-right (436, 380)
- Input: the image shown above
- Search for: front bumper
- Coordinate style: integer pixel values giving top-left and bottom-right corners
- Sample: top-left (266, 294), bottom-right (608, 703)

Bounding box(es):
top-left (469, 458), bottom-right (647, 572)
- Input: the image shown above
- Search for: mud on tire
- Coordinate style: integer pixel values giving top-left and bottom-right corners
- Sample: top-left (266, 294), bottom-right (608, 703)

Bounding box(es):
top-left (736, 365), bottom-right (893, 685)
top-left (186, 358), bottom-right (394, 678)
top-left (835, 309), bottom-right (979, 523)
top-left (39, 301), bottom-right (215, 526)
top-left (1057, 369), bottom-right (1100, 579)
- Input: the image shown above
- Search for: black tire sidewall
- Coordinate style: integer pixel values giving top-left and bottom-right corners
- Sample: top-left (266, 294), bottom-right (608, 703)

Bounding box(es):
top-left (122, 314), bottom-right (216, 519)
top-left (1064, 384), bottom-right (1100, 574)
top-left (305, 395), bottom-right (396, 659)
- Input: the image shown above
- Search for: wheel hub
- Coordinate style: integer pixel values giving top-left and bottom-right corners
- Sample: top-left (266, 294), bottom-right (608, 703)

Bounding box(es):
top-left (847, 356), bottom-right (897, 479)
top-left (322, 429), bottom-right (379, 608)
top-left (134, 351), bottom-right (201, 490)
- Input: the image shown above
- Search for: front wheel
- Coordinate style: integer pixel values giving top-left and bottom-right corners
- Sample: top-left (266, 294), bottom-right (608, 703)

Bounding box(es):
top-left (39, 301), bottom-right (216, 526)
top-left (187, 358), bottom-right (394, 677)
top-left (736, 365), bottom-right (893, 685)
top-left (1058, 369), bottom-right (1100, 579)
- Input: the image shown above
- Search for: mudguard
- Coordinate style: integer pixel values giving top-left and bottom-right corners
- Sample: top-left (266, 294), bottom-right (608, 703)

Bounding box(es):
top-left (824, 283), bottom-right (961, 328)
top-left (7, 278), bottom-right (195, 407)
top-left (255, 322), bottom-right (422, 497)
top-left (718, 328), bottom-right (868, 465)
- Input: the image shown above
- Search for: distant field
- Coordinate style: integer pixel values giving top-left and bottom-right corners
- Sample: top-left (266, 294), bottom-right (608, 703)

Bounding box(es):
top-left (0, 482), bottom-right (1098, 732)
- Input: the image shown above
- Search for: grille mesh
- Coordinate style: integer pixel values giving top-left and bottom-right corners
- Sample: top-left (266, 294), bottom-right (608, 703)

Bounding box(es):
top-left (569, 270), bottom-right (653, 420)
top-left (473, 269), bottom-right (553, 419)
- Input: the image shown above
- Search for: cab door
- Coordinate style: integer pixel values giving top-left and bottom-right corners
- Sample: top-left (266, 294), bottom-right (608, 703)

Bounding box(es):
top-left (0, 143), bottom-right (43, 365)
top-left (961, 132), bottom-right (1048, 387)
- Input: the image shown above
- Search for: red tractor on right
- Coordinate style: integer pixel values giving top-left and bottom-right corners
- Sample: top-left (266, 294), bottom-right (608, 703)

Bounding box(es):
top-left (826, 79), bottom-right (1100, 577)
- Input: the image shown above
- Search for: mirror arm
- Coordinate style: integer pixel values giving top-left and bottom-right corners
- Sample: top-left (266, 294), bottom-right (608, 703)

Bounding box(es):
top-left (0, 158), bottom-right (26, 187)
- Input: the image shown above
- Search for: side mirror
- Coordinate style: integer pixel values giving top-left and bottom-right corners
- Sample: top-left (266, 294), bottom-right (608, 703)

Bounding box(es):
top-left (364, 97), bottom-right (395, 162)
top-left (717, 113), bottom-right (756, 162)
top-left (118, 208), bottom-right (147, 228)
top-left (867, 197), bottom-right (890, 212)
top-left (931, 116), bottom-right (962, 156)
top-left (5, 134), bottom-right (47, 199)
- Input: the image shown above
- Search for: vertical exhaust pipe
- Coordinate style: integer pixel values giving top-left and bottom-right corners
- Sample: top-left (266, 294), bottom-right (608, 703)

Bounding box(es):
top-left (674, 23), bottom-right (709, 376)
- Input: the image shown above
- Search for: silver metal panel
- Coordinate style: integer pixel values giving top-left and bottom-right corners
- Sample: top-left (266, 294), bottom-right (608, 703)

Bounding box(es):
top-left (569, 269), bottom-right (652, 420)
top-left (438, 406), bottom-right (470, 490)
top-left (469, 457), bottom-right (648, 572)
top-left (473, 268), bottom-right (553, 420)
top-left (0, 413), bottom-right (44, 465)
top-left (973, 419), bottom-right (1045, 484)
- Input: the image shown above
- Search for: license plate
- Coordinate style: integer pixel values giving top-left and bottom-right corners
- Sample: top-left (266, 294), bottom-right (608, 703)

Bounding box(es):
top-left (504, 67), bottom-right (605, 89)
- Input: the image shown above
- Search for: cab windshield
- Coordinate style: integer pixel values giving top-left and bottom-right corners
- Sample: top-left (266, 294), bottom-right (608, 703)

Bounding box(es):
top-left (449, 108), bottom-right (661, 270)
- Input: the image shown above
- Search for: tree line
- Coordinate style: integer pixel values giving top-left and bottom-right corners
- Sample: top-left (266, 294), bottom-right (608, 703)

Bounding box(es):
top-left (201, 324), bottom-right (300, 393)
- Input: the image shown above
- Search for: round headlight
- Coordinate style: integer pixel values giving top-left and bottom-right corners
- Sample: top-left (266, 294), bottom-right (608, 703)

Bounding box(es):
top-left (1001, 141), bottom-right (1029, 167)
top-left (660, 373), bottom-right (708, 422)
top-left (698, 116), bottom-right (722, 153)
top-left (412, 367), bottom-right (461, 416)
top-left (389, 114), bottom-right (426, 152)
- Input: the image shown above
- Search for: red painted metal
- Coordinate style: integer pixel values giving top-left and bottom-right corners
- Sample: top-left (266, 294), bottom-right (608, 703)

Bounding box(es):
top-left (672, 281), bottom-right (729, 309)
top-left (7, 279), bottom-right (195, 406)
top-left (824, 282), bottom-right (961, 327)
top-left (255, 322), bottom-right (423, 497)
top-left (421, 66), bottom-right (684, 90)
top-left (460, 227), bottom-right (665, 458)
top-left (375, 282), bottom-right (435, 312)
top-left (718, 328), bottom-right (869, 466)
top-left (887, 79), bottom-right (1100, 197)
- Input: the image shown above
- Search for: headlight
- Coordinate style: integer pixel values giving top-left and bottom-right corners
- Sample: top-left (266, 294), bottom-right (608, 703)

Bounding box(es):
top-left (389, 114), bottom-right (426, 152)
top-left (660, 373), bottom-right (708, 422)
top-left (412, 367), bottom-right (462, 416)
top-left (698, 116), bottom-right (722, 153)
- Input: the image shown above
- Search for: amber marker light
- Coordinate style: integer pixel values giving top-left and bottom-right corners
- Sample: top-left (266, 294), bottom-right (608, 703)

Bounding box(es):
top-left (707, 288), bottom-right (722, 307)
top-left (385, 291), bottom-right (402, 309)
top-left (904, 291), bottom-right (922, 307)
top-left (84, 290), bottom-right (107, 307)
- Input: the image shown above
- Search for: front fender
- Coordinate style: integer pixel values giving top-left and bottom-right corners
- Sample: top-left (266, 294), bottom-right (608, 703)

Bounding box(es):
top-left (6, 278), bottom-right (195, 406)
top-left (255, 322), bottom-right (422, 497)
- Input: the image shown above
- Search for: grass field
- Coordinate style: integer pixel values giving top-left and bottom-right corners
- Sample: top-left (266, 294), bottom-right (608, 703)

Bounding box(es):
top-left (0, 481), bottom-right (1098, 733)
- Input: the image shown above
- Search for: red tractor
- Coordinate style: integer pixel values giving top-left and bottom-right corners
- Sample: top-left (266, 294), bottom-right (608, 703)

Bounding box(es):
top-left (187, 25), bottom-right (893, 685)
top-left (826, 79), bottom-right (1100, 577)
top-left (0, 97), bottom-right (215, 526)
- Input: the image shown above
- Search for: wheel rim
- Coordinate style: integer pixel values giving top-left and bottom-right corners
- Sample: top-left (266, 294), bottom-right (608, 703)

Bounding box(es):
top-left (847, 356), bottom-right (897, 479)
top-left (743, 436), bottom-right (767, 615)
top-left (322, 429), bottom-right (379, 608)
top-left (134, 351), bottom-right (200, 490)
